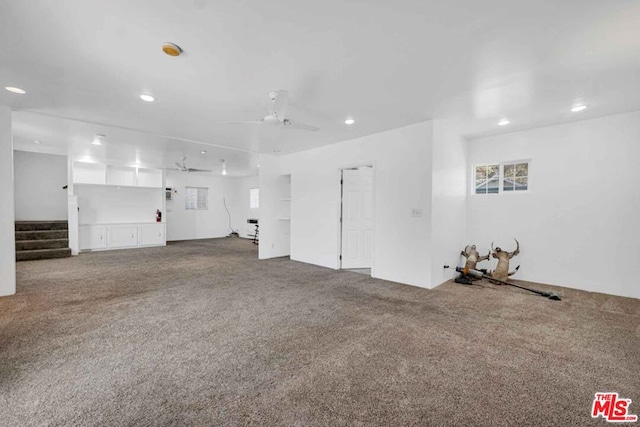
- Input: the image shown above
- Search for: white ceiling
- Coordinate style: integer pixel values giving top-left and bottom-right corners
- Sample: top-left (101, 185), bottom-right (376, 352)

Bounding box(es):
top-left (1, 0), bottom-right (639, 172)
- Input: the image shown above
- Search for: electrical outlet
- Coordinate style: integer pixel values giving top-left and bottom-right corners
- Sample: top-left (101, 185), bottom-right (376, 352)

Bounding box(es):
top-left (411, 208), bottom-right (423, 217)
top-left (271, 243), bottom-right (275, 249)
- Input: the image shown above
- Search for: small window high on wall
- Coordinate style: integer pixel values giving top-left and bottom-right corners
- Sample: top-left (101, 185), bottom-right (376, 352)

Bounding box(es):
top-left (474, 161), bottom-right (529, 194)
top-left (475, 164), bottom-right (499, 194)
top-left (250, 188), bottom-right (259, 209)
top-left (502, 162), bottom-right (528, 192)
top-left (185, 187), bottom-right (208, 210)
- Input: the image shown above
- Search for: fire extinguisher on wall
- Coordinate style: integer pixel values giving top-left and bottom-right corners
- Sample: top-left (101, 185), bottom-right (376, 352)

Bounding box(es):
top-left (156, 209), bottom-right (162, 223)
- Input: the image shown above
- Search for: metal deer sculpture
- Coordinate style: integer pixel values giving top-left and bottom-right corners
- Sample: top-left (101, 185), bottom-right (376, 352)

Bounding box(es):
top-left (489, 238), bottom-right (520, 282)
top-left (455, 244), bottom-right (490, 285)
top-left (461, 245), bottom-right (490, 271)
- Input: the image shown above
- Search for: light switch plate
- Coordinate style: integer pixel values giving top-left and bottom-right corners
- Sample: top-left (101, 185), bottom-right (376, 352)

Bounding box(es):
top-left (411, 208), bottom-right (423, 217)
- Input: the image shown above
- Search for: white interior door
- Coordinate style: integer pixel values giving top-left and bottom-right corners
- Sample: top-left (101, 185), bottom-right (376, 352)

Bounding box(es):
top-left (341, 166), bottom-right (374, 269)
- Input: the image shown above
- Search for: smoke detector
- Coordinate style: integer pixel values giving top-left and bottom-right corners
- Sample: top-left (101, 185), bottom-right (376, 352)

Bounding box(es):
top-left (162, 43), bottom-right (182, 57)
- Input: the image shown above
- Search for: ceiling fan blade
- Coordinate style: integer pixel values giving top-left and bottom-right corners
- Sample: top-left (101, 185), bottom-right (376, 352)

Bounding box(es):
top-left (270, 90), bottom-right (288, 120)
top-left (186, 168), bottom-right (212, 172)
top-left (283, 120), bottom-right (319, 132)
top-left (175, 162), bottom-right (184, 169)
top-left (225, 120), bottom-right (264, 125)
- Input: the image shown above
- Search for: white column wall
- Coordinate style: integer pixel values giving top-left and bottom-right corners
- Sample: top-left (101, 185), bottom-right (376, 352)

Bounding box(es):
top-left (277, 121), bottom-right (434, 288)
top-left (430, 118), bottom-right (469, 287)
top-left (0, 106), bottom-right (16, 296)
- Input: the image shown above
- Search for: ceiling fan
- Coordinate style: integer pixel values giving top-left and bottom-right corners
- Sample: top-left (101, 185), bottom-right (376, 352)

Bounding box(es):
top-left (172, 157), bottom-right (211, 173)
top-left (230, 90), bottom-right (319, 131)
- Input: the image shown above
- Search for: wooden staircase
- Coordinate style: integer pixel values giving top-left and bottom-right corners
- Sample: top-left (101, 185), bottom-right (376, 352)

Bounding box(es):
top-left (15, 221), bottom-right (71, 261)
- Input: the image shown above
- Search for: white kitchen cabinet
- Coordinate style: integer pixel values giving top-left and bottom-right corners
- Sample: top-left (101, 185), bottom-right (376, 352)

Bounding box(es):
top-left (109, 225), bottom-right (139, 248)
top-left (79, 225), bottom-right (108, 250)
top-left (138, 224), bottom-right (165, 246)
top-left (78, 223), bottom-right (165, 252)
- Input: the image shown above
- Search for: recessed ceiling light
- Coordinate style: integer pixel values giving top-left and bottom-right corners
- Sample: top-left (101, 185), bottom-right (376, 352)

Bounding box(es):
top-left (34, 140), bottom-right (41, 144)
top-left (140, 94), bottom-right (155, 102)
top-left (498, 119), bottom-right (510, 126)
top-left (571, 105), bottom-right (587, 112)
top-left (201, 150), bottom-right (207, 154)
top-left (344, 118), bottom-right (355, 125)
top-left (5, 86), bottom-right (26, 94)
top-left (222, 169), bottom-right (227, 176)
top-left (91, 140), bottom-right (102, 146)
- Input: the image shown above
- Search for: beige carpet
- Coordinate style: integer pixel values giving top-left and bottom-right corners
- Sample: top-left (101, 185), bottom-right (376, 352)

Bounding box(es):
top-left (0, 237), bottom-right (638, 426)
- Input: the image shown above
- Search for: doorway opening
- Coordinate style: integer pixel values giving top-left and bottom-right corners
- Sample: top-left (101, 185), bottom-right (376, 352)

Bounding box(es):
top-left (340, 165), bottom-right (374, 276)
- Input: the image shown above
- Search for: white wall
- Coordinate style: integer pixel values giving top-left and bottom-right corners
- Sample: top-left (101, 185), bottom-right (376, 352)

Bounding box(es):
top-left (165, 171), bottom-right (239, 241)
top-left (0, 106), bottom-right (15, 296)
top-left (258, 154), bottom-right (291, 259)
top-left (232, 175), bottom-right (260, 238)
top-left (14, 150), bottom-right (68, 221)
top-left (67, 157), bottom-right (79, 255)
top-left (275, 121), bottom-right (434, 288)
top-left (430, 119), bottom-right (469, 287)
top-left (467, 111), bottom-right (640, 299)
top-left (76, 185), bottom-right (163, 225)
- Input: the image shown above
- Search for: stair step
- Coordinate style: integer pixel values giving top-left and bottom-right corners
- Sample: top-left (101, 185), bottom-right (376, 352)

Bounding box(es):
top-left (14, 230), bottom-right (68, 241)
top-left (16, 248), bottom-right (71, 262)
top-left (16, 239), bottom-right (69, 251)
top-left (15, 221), bottom-right (68, 231)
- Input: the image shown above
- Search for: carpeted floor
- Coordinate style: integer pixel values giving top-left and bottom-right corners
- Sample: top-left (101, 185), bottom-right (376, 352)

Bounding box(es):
top-left (0, 238), bottom-right (638, 426)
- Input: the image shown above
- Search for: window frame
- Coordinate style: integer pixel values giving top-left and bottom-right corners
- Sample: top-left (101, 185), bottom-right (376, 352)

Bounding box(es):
top-left (185, 186), bottom-right (209, 210)
top-left (472, 160), bottom-right (530, 195)
top-left (249, 188), bottom-right (259, 209)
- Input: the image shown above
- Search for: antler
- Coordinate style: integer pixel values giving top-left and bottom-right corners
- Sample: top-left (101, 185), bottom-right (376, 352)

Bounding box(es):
top-left (510, 238), bottom-right (520, 257)
top-left (491, 241), bottom-right (495, 252)
top-left (461, 245), bottom-right (470, 257)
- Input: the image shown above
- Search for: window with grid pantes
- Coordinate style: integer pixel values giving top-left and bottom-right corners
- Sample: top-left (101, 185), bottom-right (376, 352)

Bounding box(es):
top-left (185, 187), bottom-right (208, 210)
top-left (250, 188), bottom-right (259, 209)
top-left (474, 161), bottom-right (529, 194)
